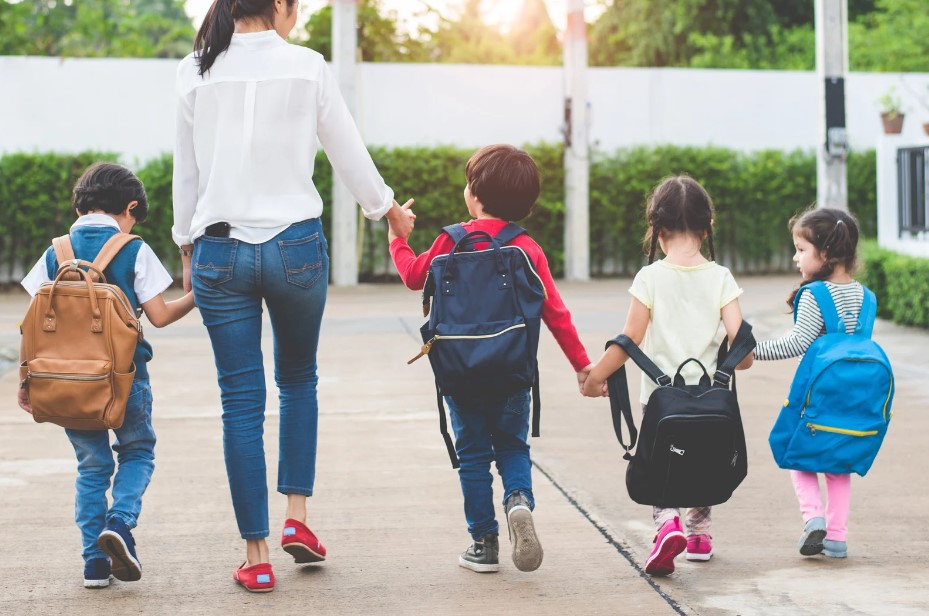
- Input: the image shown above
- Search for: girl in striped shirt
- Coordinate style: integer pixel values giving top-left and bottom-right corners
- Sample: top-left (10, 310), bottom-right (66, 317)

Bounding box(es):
top-left (754, 207), bottom-right (862, 559)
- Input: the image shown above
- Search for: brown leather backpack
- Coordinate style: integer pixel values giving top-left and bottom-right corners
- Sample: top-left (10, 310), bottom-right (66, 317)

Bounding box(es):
top-left (20, 233), bottom-right (144, 430)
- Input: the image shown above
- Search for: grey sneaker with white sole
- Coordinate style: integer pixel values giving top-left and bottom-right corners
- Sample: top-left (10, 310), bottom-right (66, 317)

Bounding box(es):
top-left (798, 516), bottom-right (827, 556)
top-left (505, 491), bottom-right (543, 572)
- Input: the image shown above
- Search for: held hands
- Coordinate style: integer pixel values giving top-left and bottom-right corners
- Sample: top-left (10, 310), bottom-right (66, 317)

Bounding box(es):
top-left (576, 364), bottom-right (593, 396)
top-left (386, 199), bottom-right (415, 243)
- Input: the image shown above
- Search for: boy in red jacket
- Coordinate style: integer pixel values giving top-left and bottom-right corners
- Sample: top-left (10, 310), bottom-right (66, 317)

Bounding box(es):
top-left (387, 144), bottom-right (592, 573)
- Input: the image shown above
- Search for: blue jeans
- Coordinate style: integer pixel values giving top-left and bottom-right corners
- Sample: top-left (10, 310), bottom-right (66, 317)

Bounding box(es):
top-left (65, 379), bottom-right (155, 563)
top-left (192, 219), bottom-right (328, 539)
top-left (446, 389), bottom-right (535, 540)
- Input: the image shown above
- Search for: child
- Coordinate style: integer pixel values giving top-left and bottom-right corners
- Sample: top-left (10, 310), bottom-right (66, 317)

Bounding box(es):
top-left (751, 207), bottom-right (862, 559)
top-left (387, 144), bottom-right (592, 573)
top-left (18, 162), bottom-right (195, 588)
top-left (582, 175), bottom-right (751, 576)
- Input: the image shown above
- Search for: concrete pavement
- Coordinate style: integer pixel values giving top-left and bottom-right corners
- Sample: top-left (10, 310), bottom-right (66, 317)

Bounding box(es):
top-left (1, 277), bottom-right (926, 615)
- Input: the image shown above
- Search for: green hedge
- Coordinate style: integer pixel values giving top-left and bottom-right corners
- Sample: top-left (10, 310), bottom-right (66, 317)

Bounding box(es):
top-left (859, 241), bottom-right (929, 328)
top-left (0, 145), bottom-right (878, 281)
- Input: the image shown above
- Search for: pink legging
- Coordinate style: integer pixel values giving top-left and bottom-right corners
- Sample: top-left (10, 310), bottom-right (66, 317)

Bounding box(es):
top-left (790, 471), bottom-right (851, 542)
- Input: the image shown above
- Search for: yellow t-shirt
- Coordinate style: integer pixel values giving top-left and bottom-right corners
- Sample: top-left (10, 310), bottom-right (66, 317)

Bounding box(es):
top-left (629, 260), bottom-right (743, 404)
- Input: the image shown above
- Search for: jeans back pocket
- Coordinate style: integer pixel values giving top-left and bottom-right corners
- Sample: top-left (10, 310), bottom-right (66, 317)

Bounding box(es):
top-left (194, 238), bottom-right (237, 288)
top-left (278, 233), bottom-right (324, 288)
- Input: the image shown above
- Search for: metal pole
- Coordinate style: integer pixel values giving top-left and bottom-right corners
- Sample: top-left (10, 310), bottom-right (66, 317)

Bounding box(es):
top-left (815, 0), bottom-right (849, 211)
top-left (563, 0), bottom-right (590, 281)
top-left (331, 0), bottom-right (359, 285)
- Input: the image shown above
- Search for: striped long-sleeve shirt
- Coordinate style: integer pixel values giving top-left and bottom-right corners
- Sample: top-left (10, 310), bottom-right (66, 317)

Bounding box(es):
top-left (754, 281), bottom-right (864, 360)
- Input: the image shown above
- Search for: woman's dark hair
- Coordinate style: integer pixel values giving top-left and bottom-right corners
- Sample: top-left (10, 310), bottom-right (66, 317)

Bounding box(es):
top-left (465, 144), bottom-right (541, 221)
top-left (642, 175), bottom-right (715, 264)
top-left (786, 206), bottom-right (860, 306)
top-left (73, 162), bottom-right (149, 224)
top-left (195, 0), bottom-right (297, 76)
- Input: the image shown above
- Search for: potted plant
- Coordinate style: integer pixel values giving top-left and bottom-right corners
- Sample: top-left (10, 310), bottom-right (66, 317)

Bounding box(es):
top-left (878, 87), bottom-right (905, 134)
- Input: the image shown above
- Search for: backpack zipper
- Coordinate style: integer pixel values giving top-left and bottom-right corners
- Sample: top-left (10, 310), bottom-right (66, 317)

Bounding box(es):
top-left (806, 422), bottom-right (878, 437)
top-left (427, 246), bottom-right (547, 298)
top-left (40, 281), bottom-right (139, 323)
top-left (407, 323), bottom-right (527, 364)
top-left (27, 371), bottom-right (106, 382)
top-left (802, 358), bottom-right (894, 422)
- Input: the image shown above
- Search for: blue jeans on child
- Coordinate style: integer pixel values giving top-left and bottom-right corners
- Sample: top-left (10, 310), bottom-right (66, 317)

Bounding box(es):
top-left (446, 388), bottom-right (535, 540)
top-left (65, 379), bottom-right (155, 563)
top-left (191, 219), bottom-right (328, 539)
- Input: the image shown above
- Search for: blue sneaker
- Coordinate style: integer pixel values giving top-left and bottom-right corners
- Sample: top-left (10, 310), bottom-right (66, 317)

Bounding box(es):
top-left (823, 539), bottom-right (848, 558)
top-left (83, 557), bottom-right (112, 588)
top-left (98, 518), bottom-right (142, 582)
top-left (798, 517), bottom-right (826, 556)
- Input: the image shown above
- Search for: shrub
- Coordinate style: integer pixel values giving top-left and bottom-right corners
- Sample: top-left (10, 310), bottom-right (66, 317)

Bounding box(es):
top-left (859, 240), bottom-right (929, 328)
top-left (0, 145), bottom-right (880, 283)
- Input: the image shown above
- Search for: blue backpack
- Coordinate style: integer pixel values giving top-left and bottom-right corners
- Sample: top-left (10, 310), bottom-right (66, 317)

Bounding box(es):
top-left (769, 281), bottom-right (894, 476)
top-left (408, 223), bottom-right (546, 468)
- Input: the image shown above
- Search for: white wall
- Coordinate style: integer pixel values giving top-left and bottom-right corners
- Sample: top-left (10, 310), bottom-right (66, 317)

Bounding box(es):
top-left (876, 135), bottom-right (929, 258)
top-left (3, 56), bottom-right (929, 164)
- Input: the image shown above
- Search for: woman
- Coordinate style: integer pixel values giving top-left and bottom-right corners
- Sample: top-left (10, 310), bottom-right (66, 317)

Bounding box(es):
top-left (172, 0), bottom-right (414, 593)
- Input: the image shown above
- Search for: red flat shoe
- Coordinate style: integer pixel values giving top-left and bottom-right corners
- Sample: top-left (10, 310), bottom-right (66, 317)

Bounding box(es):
top-left (233, 561), bottom-right (275, 593)
top-left (281, 518), bottom-right (327, 563)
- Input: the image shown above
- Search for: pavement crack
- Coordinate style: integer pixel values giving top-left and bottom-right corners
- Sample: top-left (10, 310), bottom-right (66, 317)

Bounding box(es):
top-left (532, 459), bottom-right (688, 616)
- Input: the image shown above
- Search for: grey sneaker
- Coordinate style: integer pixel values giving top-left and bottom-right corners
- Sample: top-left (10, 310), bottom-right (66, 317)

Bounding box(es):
top-left (823, 539), bottom-right (848, 558)
top-left (505, 492), bottom-right (543, 572)
top-left (798, 517), bottom-right (827, 556)
top-left (459, 534), bottom-right (499, 573)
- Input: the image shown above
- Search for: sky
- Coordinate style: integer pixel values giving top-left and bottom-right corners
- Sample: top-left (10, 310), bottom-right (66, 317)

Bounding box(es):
top-left (184, 0), bottom-right (603, 33)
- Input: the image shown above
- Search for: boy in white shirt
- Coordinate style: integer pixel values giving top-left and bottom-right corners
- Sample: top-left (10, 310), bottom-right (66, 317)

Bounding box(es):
top-left (19, 162), bottom-right (194, 588)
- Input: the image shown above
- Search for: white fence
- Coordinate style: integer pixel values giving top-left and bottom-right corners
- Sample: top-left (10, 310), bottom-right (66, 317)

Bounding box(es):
top-left (3, 55), bottom-right (929, 163)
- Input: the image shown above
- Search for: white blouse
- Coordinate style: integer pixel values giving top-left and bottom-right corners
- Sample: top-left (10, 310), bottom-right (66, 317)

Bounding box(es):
top-left (172, 30), bottom-right (394, 246)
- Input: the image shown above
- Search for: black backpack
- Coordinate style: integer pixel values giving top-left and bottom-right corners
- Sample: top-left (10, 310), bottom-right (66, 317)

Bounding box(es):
top-left (409, 223), bottom-right (546, 468)
top-left (605, 322), bottom-right (756, 507)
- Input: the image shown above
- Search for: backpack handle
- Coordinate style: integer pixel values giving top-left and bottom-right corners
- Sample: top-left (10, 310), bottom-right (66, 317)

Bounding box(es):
top-left (440, 230), bottom-right (511, 296)
top-left (673, 358), bottom-right (711, 387)
top-left (44, 260), bottom-right (105, 334)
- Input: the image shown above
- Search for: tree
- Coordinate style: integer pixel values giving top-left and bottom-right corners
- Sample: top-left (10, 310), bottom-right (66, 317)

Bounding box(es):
top-left (0, 0), bottom-right (195, 58)
top-left (849, 0), bottom-right (929, 72)
top-left (507, 0), bottom-right (561, 65)
top-left (302, 0), bottom-right (429, 62)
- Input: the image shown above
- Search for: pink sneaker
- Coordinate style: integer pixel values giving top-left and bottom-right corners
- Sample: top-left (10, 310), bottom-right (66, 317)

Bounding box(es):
top-left (645, 516), bottom-right (686, 576)
top-left (685, 534), bottom-right (713, 561)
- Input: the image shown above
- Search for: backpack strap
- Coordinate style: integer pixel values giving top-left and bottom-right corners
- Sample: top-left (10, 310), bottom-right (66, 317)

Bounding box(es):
top-left (493, 223), bottom-right (527, 246)
top-left (92, 233), bottom-right (142, 273)
top-left (605, 365), bottom-right (637, 460)
top-left (435, 385), bottom-right (460, 469)
top-left (603, 335), bottom-right (667, 461)
top-left (713, 321), bottom-right (756, 388)
top-left (856, 287), bottom-right (877, 338)
top-left (52, 235), bottom-right (76, 265)
top-left (796, 281), bottom-right (844, 334)
top-left (606, 335), bottom-right (672, 386)
top-left (443, 224), bottom-right (468, 247)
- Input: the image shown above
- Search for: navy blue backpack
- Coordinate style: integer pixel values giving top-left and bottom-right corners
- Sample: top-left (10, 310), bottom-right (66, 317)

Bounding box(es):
top-left (769, 281), bottom-right (894, 476)
top-left (408, 223), bottom-right (546, 468)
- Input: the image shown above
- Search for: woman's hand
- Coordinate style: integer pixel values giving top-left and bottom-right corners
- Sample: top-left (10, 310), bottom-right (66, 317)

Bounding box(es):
top-left (386, 199), bottom-right (415, 242)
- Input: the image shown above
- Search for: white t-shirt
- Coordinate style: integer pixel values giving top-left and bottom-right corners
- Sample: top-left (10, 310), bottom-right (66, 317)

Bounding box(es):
top-left (629, 260), bottom-right (743, 404)
top-left (172, 30), bottom-right (394, 246)
top-left (21, 214), bottom-right (174, 304)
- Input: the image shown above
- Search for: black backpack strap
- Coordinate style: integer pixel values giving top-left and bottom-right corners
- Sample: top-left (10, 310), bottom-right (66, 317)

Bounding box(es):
top-left (531, 364), bottom-right (541, 438)
top-left (435, 383), bottom-right (460, 469)
top-left (443, 224), bottom-right (476, 252)
top-left (607, 335), bottom-right (672, 386)
top-left (605, 363), bottom-right (638, 460)
top-left (493, 223), bottom-right (527, 246)
top-left (713, 321), bottom-right (756, 388)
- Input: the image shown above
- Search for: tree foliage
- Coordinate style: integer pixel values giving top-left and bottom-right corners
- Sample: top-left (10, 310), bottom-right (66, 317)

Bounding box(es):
top-left (0, 0), bottom-right (194, 58)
